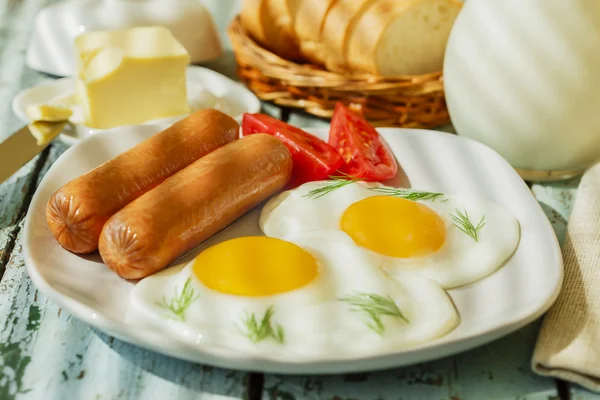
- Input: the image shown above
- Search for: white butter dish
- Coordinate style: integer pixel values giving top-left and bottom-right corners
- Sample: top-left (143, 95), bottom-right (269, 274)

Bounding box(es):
top-left (13, 66), bottom-right (261, 145)
top-left (27, 0), bottom-right (223, 77)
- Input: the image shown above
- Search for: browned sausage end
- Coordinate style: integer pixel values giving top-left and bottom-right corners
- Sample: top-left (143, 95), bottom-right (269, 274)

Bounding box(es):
top-left (46, 109), bottom-right (239, 254)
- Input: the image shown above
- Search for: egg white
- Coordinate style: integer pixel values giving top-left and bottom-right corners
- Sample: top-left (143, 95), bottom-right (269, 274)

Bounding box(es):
top-left (130, 231), bottom-right (458, 358)
top-left (260, 181), bottom-right (520, 289)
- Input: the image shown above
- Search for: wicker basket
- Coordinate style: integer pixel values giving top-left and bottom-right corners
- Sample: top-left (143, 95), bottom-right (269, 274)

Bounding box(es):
top-left (227, 17), bottom-right (450, 128)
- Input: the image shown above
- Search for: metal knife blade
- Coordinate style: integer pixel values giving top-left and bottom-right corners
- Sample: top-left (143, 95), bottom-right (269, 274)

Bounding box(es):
top-left (0, 125), bottom-right (52, 184)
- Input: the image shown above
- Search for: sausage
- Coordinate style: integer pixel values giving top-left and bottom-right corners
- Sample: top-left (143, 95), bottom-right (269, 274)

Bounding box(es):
top-left (98, 134), bottom-right (293, 279)
top-left (46, 109), bottom-right (239, 254)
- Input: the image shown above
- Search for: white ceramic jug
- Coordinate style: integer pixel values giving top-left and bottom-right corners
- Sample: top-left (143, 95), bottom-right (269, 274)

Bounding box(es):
top-left (444, 0), bottom-right (600, 180)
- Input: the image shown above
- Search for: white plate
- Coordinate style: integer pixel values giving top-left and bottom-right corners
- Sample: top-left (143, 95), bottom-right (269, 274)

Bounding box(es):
top-left (12, 66), bottom-right (260, 146)
top-left (23, 126), bottom-right (563, 374)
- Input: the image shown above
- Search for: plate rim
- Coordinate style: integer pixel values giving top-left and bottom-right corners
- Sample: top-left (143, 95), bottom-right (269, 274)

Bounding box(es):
top-left (23, 126), bottom-right (564, 374)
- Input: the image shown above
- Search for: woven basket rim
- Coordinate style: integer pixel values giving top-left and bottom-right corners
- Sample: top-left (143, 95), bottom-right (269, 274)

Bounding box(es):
top-left (227, 15), bottom-right (449, 129)
top-left (227, 16), bottom-right (444, 90)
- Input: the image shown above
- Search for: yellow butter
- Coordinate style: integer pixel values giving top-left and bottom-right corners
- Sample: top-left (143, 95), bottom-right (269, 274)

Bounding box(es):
top-left (74, 26), bottom-right (190, 129)
top-left (28, 121), bottom-right (67, 146)
top-left (26, 104), bottom-right (73, 122)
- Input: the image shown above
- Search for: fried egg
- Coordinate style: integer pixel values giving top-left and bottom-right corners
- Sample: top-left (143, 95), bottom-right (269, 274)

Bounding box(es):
top-left (130, 231), bottom-right (458, 358)
top-left (260, 181), bottom-right (520, 289)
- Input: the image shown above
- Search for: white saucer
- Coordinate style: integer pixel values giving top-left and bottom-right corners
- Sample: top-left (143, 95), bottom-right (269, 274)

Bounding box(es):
top-left (24, 126), bottom-right (563, 374)
top-left (12, 66), bottom-right (260, 146)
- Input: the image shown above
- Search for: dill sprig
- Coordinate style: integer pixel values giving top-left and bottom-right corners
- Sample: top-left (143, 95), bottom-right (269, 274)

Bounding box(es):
top-left (303, 173), bottom-right (363, 199)
top-left (369, 187), bottom-right (444, 202)
top-left (450, 209), bottom-right (485, 242)
top-left (241, 306), bottom-right (284, 344)
top-left (339, 292), bottom-right (409, 336)
top-left (157, 278), bottom-right (199, 321)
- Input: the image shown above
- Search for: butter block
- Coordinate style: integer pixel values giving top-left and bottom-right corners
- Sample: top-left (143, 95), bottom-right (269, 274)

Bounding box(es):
top-left (75, 26), bottom-right (190, 129)
top-left (28, 121), bottom-right (67, 146)
top-left (26, 104), bottom-right (73, 122)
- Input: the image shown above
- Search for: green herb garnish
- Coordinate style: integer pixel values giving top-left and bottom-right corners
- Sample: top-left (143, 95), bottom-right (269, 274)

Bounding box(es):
top-left (157, 278), bottom-right (199, 321)
top-left (241, 306), bottom-right (284, 344)
top-left (450, 209), bottom-right (485, 242)
top-left (369, 187), bottom-right (444, 202)
top-left (339, 292), bottom-right (409, 335)
top-left (303, 173), bottom-right (363, 199)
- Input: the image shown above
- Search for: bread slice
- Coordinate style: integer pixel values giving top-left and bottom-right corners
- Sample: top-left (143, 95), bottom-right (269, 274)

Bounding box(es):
top-left (279, 0), bottom-right (300, 26)
top-left (240, 0), bottom-right (303, 61)
top-left (241, 0), bottom-right (268, 43)
top-left (320, 0), bottom-right (381, 71)
top-left (293, 0), bottom-right (338, 63)
top-left (346, 0), bottom-right (462, 75)
top-left (266, 0), bottom-right (304, 60)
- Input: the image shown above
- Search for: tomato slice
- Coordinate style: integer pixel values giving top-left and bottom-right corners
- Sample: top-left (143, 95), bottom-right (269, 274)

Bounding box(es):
top-left (242, 113), bottom-right (344, 187)
top-left (328, 103), bottom-right (398, 181)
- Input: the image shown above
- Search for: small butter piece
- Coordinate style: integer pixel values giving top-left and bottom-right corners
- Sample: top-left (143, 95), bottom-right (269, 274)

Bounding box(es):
top-left (74, 26), bottom-right (191, 129)
top-left (26, 104), bottom-right (73, 122)
top-left (28, 121), bottom-right (67, 146)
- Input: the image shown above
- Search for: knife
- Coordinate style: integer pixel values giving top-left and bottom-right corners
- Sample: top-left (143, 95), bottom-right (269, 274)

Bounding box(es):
top-left (0, 122), bottom-right (65, 184)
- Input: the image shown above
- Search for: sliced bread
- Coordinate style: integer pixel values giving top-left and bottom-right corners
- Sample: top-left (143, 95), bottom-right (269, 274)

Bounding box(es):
top-left (320, 0), bottom-right (381, 71)
top-left (293, 0), bottom-right (338, 63)
top-left (346, 0), bottom-right (462, 75)
top-left (241, 0), bottom-right (268, 44)
top-left (241, 0), bottom-right (303, 61)
top-left (267, 0), bottom-right (304, 60)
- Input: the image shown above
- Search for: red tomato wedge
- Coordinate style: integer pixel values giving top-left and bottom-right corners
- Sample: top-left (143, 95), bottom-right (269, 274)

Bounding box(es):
top-left (328, 103), bottom-right (398, 181)
top-left (242, 113), bottom-right (344, 187)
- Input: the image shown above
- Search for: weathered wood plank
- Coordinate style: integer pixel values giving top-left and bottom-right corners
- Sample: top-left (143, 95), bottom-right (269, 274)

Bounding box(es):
top-left (0, 143), bottom-right (251, 400)
top-left (0, 225), bottom-right (251, 400)
top-left (0, 0), bottom-right (63, 278)
top-left (532, 177), bottom-right (580, 244)
top-left (0, 156), bottom-right (39, 267)
top-left (0, 0), bottom-right (62, 141)
top-left (0, 141), bottom-right (50, 277)
top-left (0, 0), bottom-right (60, 234)
top-left (263, 321), bottom-right (557, 400)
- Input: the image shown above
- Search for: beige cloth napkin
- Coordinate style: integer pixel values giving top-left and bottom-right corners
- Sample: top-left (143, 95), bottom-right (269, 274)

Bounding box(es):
top-left (532, 162), bottom-right (600, 391)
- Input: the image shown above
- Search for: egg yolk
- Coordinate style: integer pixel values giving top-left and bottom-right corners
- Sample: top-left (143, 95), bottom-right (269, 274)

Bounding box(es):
top-left (193, 236), bottom-right (318, 296)
top-left (340, 196), bottom-right (446, 258)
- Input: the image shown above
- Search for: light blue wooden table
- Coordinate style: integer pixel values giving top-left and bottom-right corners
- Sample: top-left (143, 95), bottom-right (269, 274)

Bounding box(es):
top-left (0, 1), bottom-right (597, 399)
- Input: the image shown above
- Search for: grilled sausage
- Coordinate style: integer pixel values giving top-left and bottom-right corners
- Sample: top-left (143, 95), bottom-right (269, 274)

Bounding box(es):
top-left (46, 109), bottom-right (239, 254)
top-left (98, 134), bottom-right (293, 279)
